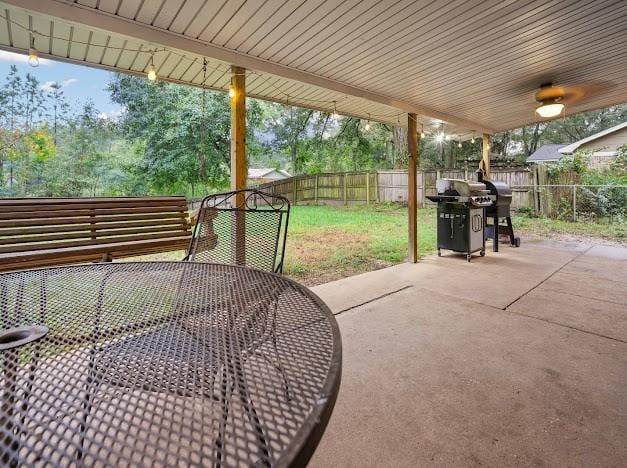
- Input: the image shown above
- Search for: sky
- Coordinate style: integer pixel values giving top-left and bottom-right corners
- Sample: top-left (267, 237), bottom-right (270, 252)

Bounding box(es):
top-left (0, 50), bottom-right (122, 118)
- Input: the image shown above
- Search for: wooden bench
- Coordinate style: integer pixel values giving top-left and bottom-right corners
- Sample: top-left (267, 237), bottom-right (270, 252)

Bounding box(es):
top-left (0, 197), bottom-right (192, 272)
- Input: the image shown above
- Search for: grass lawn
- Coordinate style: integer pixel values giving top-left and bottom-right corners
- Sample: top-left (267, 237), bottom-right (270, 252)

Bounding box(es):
top-left (283, 204), bottom-right (436, 285)
top-left (512, 215), bottom-right (626, 242)
top-left (130, 204), bottom-right (625, 286)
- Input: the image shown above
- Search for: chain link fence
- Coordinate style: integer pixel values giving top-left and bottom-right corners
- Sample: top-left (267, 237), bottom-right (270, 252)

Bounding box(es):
top-left (515, 184), bottom-right (626, 222)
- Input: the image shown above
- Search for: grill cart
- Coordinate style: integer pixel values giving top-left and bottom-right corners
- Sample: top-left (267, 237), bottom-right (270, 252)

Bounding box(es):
top-left (476, 171), bottom-right (521, 251)
top-left (427, 179), bottom-right (494, 262)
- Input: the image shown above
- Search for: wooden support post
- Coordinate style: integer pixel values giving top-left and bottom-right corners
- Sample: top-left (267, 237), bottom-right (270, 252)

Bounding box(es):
top-left (408, 113), bottom-right (419, 263)
top-left (481, 133), bottom-right (491, 180)
top-left (531, 164), bottom-right (540, 215)
top-left (366, 172), bottom-right (370, 205)
top-left (230, 65), bottom-right (246, 266)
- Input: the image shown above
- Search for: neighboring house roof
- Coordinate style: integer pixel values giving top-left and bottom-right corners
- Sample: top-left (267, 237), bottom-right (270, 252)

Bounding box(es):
top-left (559, 121), bottom-right (627, 154)
top-left (248, 168), bottom-right (291, 179)
top-left (527, 144), bottom-right (567, 163)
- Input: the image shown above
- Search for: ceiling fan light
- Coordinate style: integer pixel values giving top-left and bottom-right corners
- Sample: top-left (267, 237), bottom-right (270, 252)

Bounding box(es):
top-left (536, 101), bottom-right (564, 118)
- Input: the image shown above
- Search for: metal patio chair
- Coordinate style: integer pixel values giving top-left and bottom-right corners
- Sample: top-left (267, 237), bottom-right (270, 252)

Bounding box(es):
top-left (86, 191), bottom-right (293, 444)
top-left (185, 189), bottom-right (291, 274)
top-left (181, 188), bottom-right (294, 395)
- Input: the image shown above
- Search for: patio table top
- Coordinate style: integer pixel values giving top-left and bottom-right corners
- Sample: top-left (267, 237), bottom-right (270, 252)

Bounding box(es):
top-left (0, 262), bottom-right (341, 467)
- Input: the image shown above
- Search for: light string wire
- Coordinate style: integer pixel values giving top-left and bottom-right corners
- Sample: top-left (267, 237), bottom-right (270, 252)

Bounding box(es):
top-left (0, 11), bottom-right (472, 133)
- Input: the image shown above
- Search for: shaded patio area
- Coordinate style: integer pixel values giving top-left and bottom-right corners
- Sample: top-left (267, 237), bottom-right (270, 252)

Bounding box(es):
top-left (310, 240), bottom-right (626, 466)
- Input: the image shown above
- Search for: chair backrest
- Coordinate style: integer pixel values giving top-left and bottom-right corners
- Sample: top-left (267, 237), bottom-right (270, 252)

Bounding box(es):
top-left (186, 189), bottom-right (290, 273)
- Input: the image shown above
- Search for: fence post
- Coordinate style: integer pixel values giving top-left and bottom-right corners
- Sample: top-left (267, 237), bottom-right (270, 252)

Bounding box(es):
top-left (314, 175), bottom-right (319, 204)
top-left (572, 185), bottom-right (577, 222)
top-left (421, 171), bottom-right (426, 208)
top-left (533, 166), bottom-right (541, 216)
top-left (293, 177), bottom-right (297, 205)
top-left (366, 172), bottom-right (370, 205)
top-left (374, 171), bottom-right (379, 202)
top-left (343, 173), bottom-right (347, 205)
top-left (532, 166), bottom-right (537, 214)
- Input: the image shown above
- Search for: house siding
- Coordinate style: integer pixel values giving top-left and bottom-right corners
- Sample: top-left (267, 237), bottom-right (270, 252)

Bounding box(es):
top-left (579, 127), bottom-right (627, 152)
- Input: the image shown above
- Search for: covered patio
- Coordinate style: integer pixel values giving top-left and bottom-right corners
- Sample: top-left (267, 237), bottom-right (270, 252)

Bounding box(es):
top-left (311, 239), bottom-right (626, 466)
top-left (1, 0), bottom-right (626, 262)
top-left (0, 0), bottom-right (626, 466)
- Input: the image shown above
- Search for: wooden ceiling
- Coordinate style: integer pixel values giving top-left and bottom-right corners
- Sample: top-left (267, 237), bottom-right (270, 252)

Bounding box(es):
top-left (1, 0), bottom-right (625, 138)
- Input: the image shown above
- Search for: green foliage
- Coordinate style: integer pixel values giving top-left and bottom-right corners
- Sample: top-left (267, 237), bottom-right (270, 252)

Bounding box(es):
top-left (540, 147), bottom-right (626, 222)
top-left (493, 104), bottom-right (627, 161)
top-left (607, 145), bottom-right (627, 183)
top-left (108, 74), bottom-right (264, 196)
top-left (545, 150), bottom-right (588, 183)
top-left (0, 63), bottom-right (625, 199)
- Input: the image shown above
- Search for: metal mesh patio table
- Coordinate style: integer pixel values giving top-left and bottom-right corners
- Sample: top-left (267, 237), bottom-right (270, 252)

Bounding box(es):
top-left (0, 262), bottom-right (341, 467)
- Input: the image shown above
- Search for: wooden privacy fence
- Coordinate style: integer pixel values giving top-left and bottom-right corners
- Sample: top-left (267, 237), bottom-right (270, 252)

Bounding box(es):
top-left (191, 166), bottom-right (622, 220)
top-left (259, 172), bottom-right (379, 205)
top-left (257, 168), bottom-right (533, 209)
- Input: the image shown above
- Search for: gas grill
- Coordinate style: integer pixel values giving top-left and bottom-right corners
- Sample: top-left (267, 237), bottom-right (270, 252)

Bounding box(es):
top-left (427, 179), bottom-right (494, 261)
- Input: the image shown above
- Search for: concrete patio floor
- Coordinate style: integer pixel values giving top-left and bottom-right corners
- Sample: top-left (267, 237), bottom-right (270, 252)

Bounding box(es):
top-left (309, 239), bottom-right (627, 467)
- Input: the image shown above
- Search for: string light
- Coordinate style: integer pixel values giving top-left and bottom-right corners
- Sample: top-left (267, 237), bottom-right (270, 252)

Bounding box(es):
top-left (420, 124), bottom-right (425, 138)
top-left (365, 114), bottom-right (371, 131)
top-left (471, 132), bottom-right (475, 144)
top-left (331, 101), bottom-right (339, 119)
top-left (146, 54), bottom-right (157, 81)
top-left (228, 86), bottom-right (236, 98)
top-left (28, 35), bottom-right (39, 67)
top-left (457, 136), bottom-right (462, 148)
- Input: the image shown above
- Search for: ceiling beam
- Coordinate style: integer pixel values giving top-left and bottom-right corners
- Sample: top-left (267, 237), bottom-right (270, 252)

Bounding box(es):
top-left (2, 0), bottom-right (494, 134)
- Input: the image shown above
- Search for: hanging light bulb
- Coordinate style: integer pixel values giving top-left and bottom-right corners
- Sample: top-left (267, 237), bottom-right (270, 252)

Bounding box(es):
top-left (28, 35), bottom-right (39, 67)
top-left (229, 86), bottom-right (236, 98)
top-left (471, 132), bottom-right (475, 144)
top-left (457, 137), bottom-right (462, 148)
top-left (365, 121), bottom-right (371, 131)
top-left (420, 124), bottom-right (425, 139)
top-left (146, 54), bottom-right (157, 81)
top-left (331, 101), bottom-right (339, 119)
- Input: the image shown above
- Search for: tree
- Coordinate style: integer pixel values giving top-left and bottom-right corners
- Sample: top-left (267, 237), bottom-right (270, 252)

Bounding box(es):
top-left (0, 66), bottom-right (24, 189)
top-left (493, 104), bottom-right (627, 160)
top-left (46, 82), bottom-right (70, 145)
top-left (108, 74), bottom-right (262, 196)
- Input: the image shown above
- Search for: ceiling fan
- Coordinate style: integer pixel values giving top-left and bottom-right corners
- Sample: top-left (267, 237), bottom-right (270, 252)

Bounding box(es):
top-left (534, 81), bottom-right (611, 119)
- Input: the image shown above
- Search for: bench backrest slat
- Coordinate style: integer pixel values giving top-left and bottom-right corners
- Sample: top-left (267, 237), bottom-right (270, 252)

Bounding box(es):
top-left (0, 197), bottom-right (191, 270)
